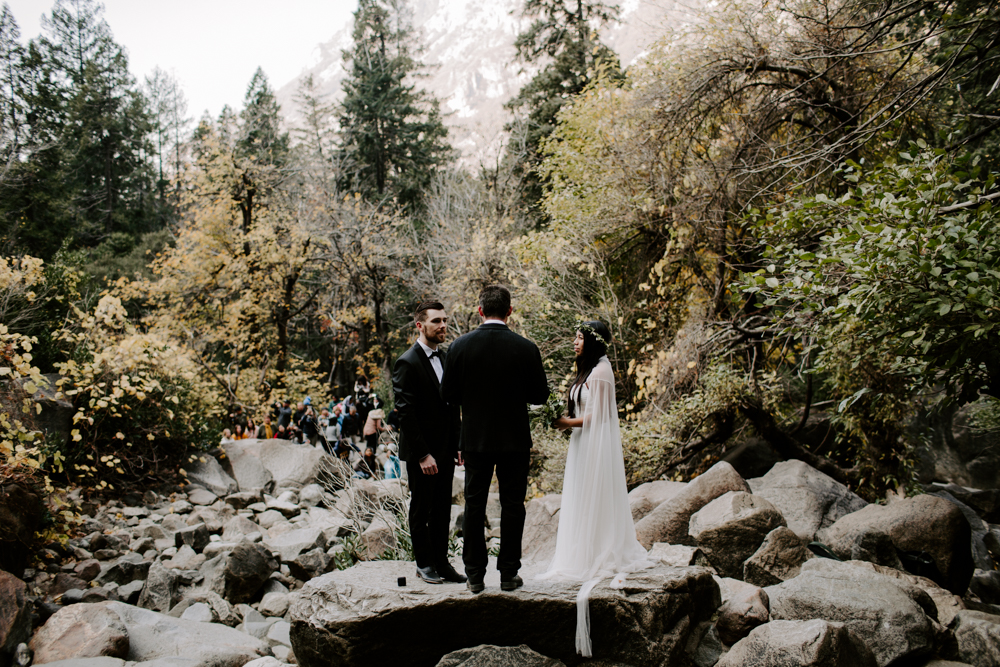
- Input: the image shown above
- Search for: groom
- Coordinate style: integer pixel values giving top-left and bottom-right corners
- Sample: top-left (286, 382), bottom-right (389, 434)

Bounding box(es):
top-left (393, 300), bottom-right (465, 584)
top-left (441, 285), bottom-right (550, 593)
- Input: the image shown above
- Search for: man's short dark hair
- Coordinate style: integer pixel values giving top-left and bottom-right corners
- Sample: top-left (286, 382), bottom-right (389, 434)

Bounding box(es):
top-left (479, 285), bottom-right (511, 319)
top-left (415, 300), bottom-right (445, 323)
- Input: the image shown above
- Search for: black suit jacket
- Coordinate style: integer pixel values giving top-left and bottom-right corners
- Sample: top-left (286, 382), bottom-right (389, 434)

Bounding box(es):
top-left (392, 342), bottom-right (461, 463)
top-left (441, 322), bottom-right (550, 453)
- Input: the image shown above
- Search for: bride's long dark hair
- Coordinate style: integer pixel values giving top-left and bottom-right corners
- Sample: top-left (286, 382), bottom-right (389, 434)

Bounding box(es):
top-left (567, 320), bottom-right (612, 418)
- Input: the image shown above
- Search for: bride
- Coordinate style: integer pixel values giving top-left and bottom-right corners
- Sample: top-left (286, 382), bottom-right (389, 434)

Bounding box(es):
top-left (541, 321), bottom-right (649, 655)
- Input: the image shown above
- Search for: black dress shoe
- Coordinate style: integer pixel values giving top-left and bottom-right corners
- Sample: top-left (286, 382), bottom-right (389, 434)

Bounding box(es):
top-left (500, 575), bottom-right (523, 591)
top-left (416, 566), bottom-right (445, 584)
top-left (467, 578), bottom-right (485, 594)
top-left (436, 563), bottom-right (468, 583)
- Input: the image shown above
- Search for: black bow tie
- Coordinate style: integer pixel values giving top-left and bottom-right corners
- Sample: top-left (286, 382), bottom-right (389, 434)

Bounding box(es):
top-left (429, 350), bottom-right (442, 359)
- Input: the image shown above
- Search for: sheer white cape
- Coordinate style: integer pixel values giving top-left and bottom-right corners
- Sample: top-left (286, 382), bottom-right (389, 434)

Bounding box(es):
top-left (537, 356), bottom-right (651, 655)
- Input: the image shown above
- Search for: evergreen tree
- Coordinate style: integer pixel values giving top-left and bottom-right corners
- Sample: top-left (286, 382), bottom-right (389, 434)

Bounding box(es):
top-left (336, 0), bottom-right (452, 212)
top-left (145, 66), bottom-right (189, 210)
top-left (238, 67), bottom-right (289, 168)
top-left (505, 0), bottom-right (621, 222)
top-left (0, 0), bottom-right (155, 258)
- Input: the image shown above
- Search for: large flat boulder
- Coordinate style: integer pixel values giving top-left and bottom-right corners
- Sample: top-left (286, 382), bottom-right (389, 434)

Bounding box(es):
top-left (748, 460), bottom-right (867, 541)
top-left (817, 494), bottom-right (974, 595)
top-left (221, 440), bottom-right (274, 492)
top-left (717, 619), bottom-right (878, 667)
top-left (635, 461), bottom-right (749, 548)
top-left (289, 561), bottom-right (720, 667)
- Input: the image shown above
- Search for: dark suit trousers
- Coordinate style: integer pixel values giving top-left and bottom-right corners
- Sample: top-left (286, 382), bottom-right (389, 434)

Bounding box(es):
top-left (407, 458), bottom-right (455, 569)
top-left (462, 450), bottom-right (530, 580)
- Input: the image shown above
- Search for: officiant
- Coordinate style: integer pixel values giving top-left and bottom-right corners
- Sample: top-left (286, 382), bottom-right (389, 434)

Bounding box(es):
top-left (392, 300), bottom-right (466, 584)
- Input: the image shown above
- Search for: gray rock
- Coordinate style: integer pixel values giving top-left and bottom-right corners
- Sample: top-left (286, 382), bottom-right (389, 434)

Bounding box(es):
top-left (259, 592), bottom-right (291, 617)
top-left (971, 570), bottom-right (1000, 605)
top-left (28, 602), bottom-right (129, 663)
top-left (716, 585), bottom-right (769, 645)
top-left (265, 496), bottom-right (301, 518)
top-left (224, 542), bottom-right (278, 603)
top-left (765, 565), bottom-right (936, 666)
top-left (289, 548), bottom-right (332, 580)
top-left (167, 592), bottom-right (240, 628)
top-left (185, 488), bottom-right (219, 507)
top-left (360, 518), bottom-right (396, 560)
top-left (520, 494), bottom-right (562, 565)
top-left (117, 580), bottom-right (145, 605)
top-left (289, 560), bottom-right (720, 667)
top-left (95, 554), bottom-right (151, 586)
top-left (186, 456), bottom-right (239, 497)
top-left (717, 619), bottom-right (878, 667)
top-left (102, 600), bottom-right (270, 665)
top-left (224, 490), bottom-right (264, 510)
top-left (137, 562), bottom-right (183, 613)
top-left (164, 545), bottom-right (204, 571)
top-left (173, 524), bottom-right (210, 552)
top-left (243, 658), bottom-right (287, 667)
top-left (0, 571), bottom-right (31, 659)
top-left (628, 480), bottom-right (687, 523)
top-left (224, 439), bottom-right (329, 490)
top-left (299, 484), bottom-right (325, 508)
top-left (950, 610), bottom-right (1000, 667)
top-left (931, 490), bottom-right (995, 571)
top-left (748, 460), bottom-right (868, 541)
top-left (811, 559), bottom-right (965, 627)
top-left (256, 510), bottom-right (288, 530)
top-left (636, 461), bottom-right (750, 548)
top-left (170, 500), bottom-right (193, 515)
top-left (743, 526), bottom-right (814, 587)
top-left (266, 620), bottom-right (292, 647)
top-left (31, 659), bottom-right (125, 667)
top-left (271, 645), bottom-right (294, 663)
top-left (817, 494), bottom-right (974, 595)
top-left (435, 644), bottom-right (565, 666)
top-left (648, 543), bottom-right (711, 568)
top-left (179, 603), bottom-right (214, 623)
top-left (265, 527), bottom-right (328, 563)
top-left (685, 622), bottom-right (725, 667)
top-left (222, 515), bottom-right (267, 542)
top-left (688, 491), bottom-right (786, 579)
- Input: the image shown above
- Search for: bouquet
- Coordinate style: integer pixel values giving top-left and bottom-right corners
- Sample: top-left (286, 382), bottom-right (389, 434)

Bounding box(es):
top-left (529, 392), bottom-right (567, 430)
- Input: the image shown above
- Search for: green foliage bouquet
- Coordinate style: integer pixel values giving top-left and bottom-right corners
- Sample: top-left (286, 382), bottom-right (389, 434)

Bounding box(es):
top-left (529, 392), bottom-right (566, 430)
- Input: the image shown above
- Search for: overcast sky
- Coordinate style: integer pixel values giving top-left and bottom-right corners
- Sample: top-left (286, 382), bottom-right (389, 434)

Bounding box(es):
top-left (5, 0), bottom-right (357, 120)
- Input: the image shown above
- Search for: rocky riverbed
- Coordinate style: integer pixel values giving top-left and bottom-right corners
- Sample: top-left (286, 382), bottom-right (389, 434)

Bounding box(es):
top-left (1, 440), bottom-right (999, 667)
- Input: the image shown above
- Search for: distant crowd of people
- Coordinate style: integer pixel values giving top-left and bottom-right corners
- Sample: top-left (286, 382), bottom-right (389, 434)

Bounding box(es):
top-left (219, 376), bottom-right (403, 481)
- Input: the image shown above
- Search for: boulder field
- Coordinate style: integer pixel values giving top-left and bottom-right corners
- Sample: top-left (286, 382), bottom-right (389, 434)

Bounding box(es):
top-left (0, 446), bottom-right (997, 667)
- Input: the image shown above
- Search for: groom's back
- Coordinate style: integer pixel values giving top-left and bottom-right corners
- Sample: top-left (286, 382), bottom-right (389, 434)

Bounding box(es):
top-left (442, 323), bottom-right (549, 453)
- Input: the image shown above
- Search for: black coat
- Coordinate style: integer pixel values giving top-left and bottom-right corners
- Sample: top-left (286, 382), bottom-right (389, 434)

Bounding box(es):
top-left (441, 322), bottom-right (549, 453)
top-left (392, 342), bottom-right (461, 463)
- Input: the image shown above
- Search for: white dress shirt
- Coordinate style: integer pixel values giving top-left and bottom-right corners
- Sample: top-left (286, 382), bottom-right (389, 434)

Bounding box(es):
top-left (417, 338), bottom-right (444, 383)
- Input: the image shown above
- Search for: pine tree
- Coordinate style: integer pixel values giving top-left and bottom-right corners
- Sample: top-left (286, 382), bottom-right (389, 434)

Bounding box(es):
top-left (238, 67), bottom-right (289, 168)
top-left (0, 0), bottom-right (155, 258)
top-left (336, 0), bottom-right (452, 212)
top-left (505, 0), bottom-right (621, 222)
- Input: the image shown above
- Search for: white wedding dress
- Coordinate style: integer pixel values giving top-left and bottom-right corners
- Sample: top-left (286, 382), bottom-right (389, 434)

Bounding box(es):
top-left (538, 356), bottom-right (650, 656)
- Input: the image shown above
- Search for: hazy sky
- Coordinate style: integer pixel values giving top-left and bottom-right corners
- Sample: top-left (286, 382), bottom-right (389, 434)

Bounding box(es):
top-left (5, 0), bottom-right (357, 120)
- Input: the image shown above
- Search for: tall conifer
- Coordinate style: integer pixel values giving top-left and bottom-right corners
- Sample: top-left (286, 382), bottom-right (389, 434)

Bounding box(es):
top-left (336, 0), bottom-right (452, 212)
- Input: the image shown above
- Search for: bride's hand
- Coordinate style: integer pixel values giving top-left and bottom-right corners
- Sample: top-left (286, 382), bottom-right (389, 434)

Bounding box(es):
top-left (552, 416), bottom-right (572, 431)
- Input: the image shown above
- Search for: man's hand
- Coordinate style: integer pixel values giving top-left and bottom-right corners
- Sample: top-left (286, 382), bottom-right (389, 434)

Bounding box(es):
top-left (420, 454), bottom-right (438, 475)
top-left (456, 451), bottom-right (464, 467)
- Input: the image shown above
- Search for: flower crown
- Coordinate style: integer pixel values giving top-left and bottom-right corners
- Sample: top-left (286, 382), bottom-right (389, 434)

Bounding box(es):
top-left (576, 320), bottom-right (611, 345)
